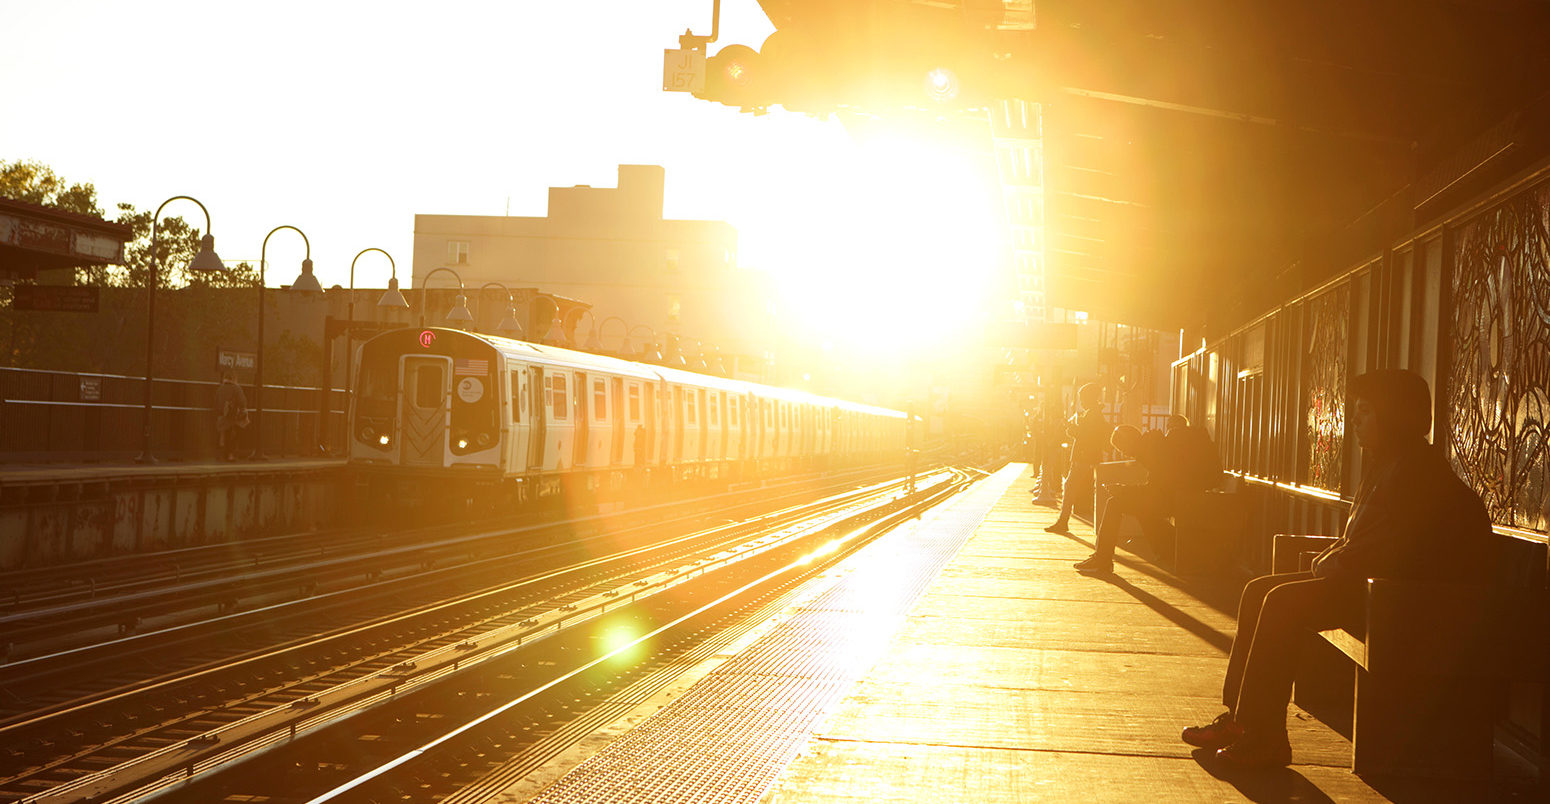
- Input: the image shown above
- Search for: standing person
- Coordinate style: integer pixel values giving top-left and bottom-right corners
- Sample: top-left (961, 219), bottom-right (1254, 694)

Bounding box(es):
top-left (1045, 383), bottom-right (1110, 534)
top-left (215, 368), bottom-right (249, 461)
top-left (1179, 369), bottom-right (1497, 767)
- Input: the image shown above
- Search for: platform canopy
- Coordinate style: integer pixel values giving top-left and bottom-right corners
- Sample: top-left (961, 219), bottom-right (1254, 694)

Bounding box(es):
top-left (0, 196), bottom-right (132, 281)
top-left (751, 0), bottom-right (1550, 336)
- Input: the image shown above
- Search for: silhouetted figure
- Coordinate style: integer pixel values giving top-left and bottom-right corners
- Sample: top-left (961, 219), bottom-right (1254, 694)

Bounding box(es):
top-left (1075, 415), bottom-right (1221, 574)
top-left (1044, 383), bottom-right (1110, 533)
top-left (215, 368), bottom-right (249, 461)
top-left (1180, 370), bottom-right (1497, 768)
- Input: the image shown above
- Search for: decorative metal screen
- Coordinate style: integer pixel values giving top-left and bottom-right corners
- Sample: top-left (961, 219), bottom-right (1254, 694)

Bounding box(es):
top-left (1450, 181), bottom-right (1550, 532)
top-left (1303, 286), bottom-right (1349, 491)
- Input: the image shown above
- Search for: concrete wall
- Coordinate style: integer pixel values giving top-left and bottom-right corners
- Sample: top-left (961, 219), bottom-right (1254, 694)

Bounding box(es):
top-left (0, 465), bottom-right (345, 570)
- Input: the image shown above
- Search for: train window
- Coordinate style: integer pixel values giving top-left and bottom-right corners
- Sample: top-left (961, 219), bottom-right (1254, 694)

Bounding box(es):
top-left (686, 392), bottom-right (697, 425)
top-left (708, 393), bottom-right (718, 426)
top-left (766, 404), bottom-right (774, 426)
top-left (628, 384), bottom-right (642, 421)
top-left (550, 374), bottom-right (568, 421)
top-left (415, 365), bottom-right (444, 408)
top-left (593, 379), bottom-right (607, 422)
top-left (729, 397), bottom-right (738, 426)
top-left (510, 371), bottom-right (521, 422)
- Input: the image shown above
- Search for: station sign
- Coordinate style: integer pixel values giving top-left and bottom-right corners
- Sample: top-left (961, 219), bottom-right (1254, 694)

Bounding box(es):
top-left (219, 350), bottom-right (256, 371)
top-left (10, 284), bottom-right (99, 313)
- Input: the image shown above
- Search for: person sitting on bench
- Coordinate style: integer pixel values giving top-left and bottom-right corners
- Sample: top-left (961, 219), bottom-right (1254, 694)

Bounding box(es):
top-left (1179, 369), bottom-right (1498, 768)
top-left (1074, 415), bottom-right (1221, 574)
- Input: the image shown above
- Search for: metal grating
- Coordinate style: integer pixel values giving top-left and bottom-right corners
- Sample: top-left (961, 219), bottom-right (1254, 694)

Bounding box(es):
top-left (528, 467), bottom-right (1022, 803)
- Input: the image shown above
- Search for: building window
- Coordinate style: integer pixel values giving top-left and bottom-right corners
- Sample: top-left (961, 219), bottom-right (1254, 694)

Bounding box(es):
top-left (668, 296), bottom-right (681, 324)
top-left (665, 248), bottom-right (680, 273)
top-left (448, 240), bottom-right (470, 265)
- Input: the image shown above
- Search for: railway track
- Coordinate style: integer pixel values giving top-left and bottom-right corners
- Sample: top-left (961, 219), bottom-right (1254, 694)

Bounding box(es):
top-left (0, 468), bottom-right (969, 803)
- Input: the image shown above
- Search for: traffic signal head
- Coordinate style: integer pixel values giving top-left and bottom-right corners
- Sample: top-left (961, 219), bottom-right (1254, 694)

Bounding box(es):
top-left (696, 44), bottom-right (765, 111)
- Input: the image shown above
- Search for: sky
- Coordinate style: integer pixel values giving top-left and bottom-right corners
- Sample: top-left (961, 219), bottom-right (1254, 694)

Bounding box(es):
top-left (2, 1), bottom-right (1005, 348)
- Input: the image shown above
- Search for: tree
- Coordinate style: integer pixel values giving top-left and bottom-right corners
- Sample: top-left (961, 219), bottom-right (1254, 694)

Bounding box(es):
top-left (0, 160), bottom-right (103, 216)
top-left (2, 159), bottom-right (258, 378)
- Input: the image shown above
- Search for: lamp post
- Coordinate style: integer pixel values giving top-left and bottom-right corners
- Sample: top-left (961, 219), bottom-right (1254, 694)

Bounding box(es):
top-left (255, 225), bottom-right (317, 459)
top-left (627, 325), bottom-right (657, 362)
top-left (348, 246), bottom-right (405, 400)
top-left (419, 267), bottom-right (471, 328)
top-left (573, 309), bottom-right (601, 352)
top-left (476, 281), bottom-right (523, 338)
top-left (139, 196), bottom-right (226, 463)
top-left (599, 316), bottom-right (628, 355)
top-left (543, 310), bottom-right (567, 346)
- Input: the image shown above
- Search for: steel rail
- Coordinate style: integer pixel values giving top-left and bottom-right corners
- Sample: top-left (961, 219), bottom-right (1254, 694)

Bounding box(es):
top-left (1, 471), bottom-right (950, 803)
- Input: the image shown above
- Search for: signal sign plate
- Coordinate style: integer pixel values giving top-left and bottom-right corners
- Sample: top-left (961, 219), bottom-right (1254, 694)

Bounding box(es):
top-left (663, 48), bottom-right (705, 93)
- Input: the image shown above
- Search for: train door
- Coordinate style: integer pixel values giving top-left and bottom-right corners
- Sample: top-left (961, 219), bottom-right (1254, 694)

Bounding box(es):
top-left (528, 367), bottom-right (547, 470)
top-left (508, 366), bottom-right (531, 472)
top-left (656, 384), bottom-right (673, 466)
top-left (642, 382), bottom-right (657, 465)
top-left (542, 369), bottom-right (573, 471)
top-left (672, 386), bottom-right (685, 463)
top-left (588, 375), bottom-right (610, 467)
top-left (706, 391), bottom-right (722, 461)
top-left (572, 371), bottom-right (589, 467)
top-left (398, 354), bottom-right (451, 467)
top-left (610, 378), bottom-right (625, 465)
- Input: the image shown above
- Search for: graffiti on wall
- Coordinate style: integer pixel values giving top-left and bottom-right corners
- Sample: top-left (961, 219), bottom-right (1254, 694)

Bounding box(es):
top-left (1303, 285), bottom-right (1349, 492)
top-left (1451, 181), bottom-right (1550, 532)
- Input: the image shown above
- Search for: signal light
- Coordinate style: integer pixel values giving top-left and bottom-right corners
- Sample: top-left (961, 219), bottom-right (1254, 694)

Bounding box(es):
top-left (923, 67), bottom-right (961, 104)
top-left (696, 44), bottom-right (765, 111)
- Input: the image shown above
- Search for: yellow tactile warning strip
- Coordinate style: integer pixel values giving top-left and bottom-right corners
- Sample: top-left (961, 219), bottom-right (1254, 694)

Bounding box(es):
top-left (525, 466), bottom-right (1024, 803)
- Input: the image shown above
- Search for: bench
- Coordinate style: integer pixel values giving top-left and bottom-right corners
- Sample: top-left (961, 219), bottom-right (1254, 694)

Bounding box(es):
top-left (1092, 463), bottom-right (1247, 575)
top-left (1272, 534), bottom-right (1549, 778)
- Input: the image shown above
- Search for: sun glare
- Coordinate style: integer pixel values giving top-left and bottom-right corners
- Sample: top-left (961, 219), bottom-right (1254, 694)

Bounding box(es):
top-left (740, 124), bottom-right (1006, 358)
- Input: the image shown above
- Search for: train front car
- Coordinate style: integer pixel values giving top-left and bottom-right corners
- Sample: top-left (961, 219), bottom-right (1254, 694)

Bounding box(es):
top-left (350, 328), bottom-right (506, 506)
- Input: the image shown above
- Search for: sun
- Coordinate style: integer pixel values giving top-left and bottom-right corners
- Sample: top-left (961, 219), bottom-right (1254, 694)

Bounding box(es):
top-left (740, 121), bottom-right (1007, 358)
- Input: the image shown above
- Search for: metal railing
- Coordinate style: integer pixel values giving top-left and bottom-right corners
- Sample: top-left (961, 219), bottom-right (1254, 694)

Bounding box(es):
top-left (0, 367), bottom-right (349, 463)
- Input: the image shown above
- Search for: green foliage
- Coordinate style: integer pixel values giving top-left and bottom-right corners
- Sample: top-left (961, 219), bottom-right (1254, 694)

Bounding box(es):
top-left (0, 159), bottom-right (103, 216)
top-left (1, 159), bottom-right (288, 383)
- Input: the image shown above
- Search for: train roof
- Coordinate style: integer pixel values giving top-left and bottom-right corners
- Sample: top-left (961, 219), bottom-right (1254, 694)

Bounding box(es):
top-left (388, 328), bottom-right (904, 419)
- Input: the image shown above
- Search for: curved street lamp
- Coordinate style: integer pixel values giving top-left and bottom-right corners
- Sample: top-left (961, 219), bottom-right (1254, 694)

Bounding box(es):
top-left (139, 195), bottom-right (226, 463)
top-left (477, 281), bottom-right (523, 338)
top-left (419, 266), bottom-right (471, 328)
top-left (572, 309), bottom-right (601, 351)
top-left (626, 325), bottom-right (657, 362)
top-left (347, 246), bottom-right (403, 398)
top-left (254, 225), bottom-right (315, 458)
top-left (599, 316), bottom-right (628, 354)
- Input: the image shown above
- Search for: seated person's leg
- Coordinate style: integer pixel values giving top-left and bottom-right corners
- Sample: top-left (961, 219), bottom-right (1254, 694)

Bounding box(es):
top-left (1220, 576), bottom-right (1361, 765)
top-left (1183, 571), bottom-right (1313, 750)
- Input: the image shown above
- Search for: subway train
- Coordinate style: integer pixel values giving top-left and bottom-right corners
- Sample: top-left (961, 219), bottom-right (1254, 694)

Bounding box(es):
top-left (347, 327), bottom-right (908, 506)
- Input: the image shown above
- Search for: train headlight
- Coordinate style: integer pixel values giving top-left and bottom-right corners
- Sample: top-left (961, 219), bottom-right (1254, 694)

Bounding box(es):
top-left (378, 434), bottom-right (391, 446)
top-left (456, 437), bottom-right (470, 450)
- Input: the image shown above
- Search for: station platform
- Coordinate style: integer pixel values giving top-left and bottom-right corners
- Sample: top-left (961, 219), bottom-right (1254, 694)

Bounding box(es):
top-left (0, 456), bottom-right (345, 488)
top-left (509, 463), bottom-right (1533, 803)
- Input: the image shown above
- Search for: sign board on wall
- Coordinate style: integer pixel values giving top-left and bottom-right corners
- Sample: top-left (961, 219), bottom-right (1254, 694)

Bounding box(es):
top-left (219, 350), bottom-right (256, 372)
top-left (11, 285), bottom-right (100, 312)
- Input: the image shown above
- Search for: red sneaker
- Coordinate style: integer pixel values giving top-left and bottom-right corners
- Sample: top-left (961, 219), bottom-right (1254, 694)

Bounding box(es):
top-left (1181, 712), bottom-right (1243, 749)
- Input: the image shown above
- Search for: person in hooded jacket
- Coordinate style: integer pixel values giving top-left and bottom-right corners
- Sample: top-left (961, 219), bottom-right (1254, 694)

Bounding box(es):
top-left (1179, 369), bottom-right (1497, 767)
